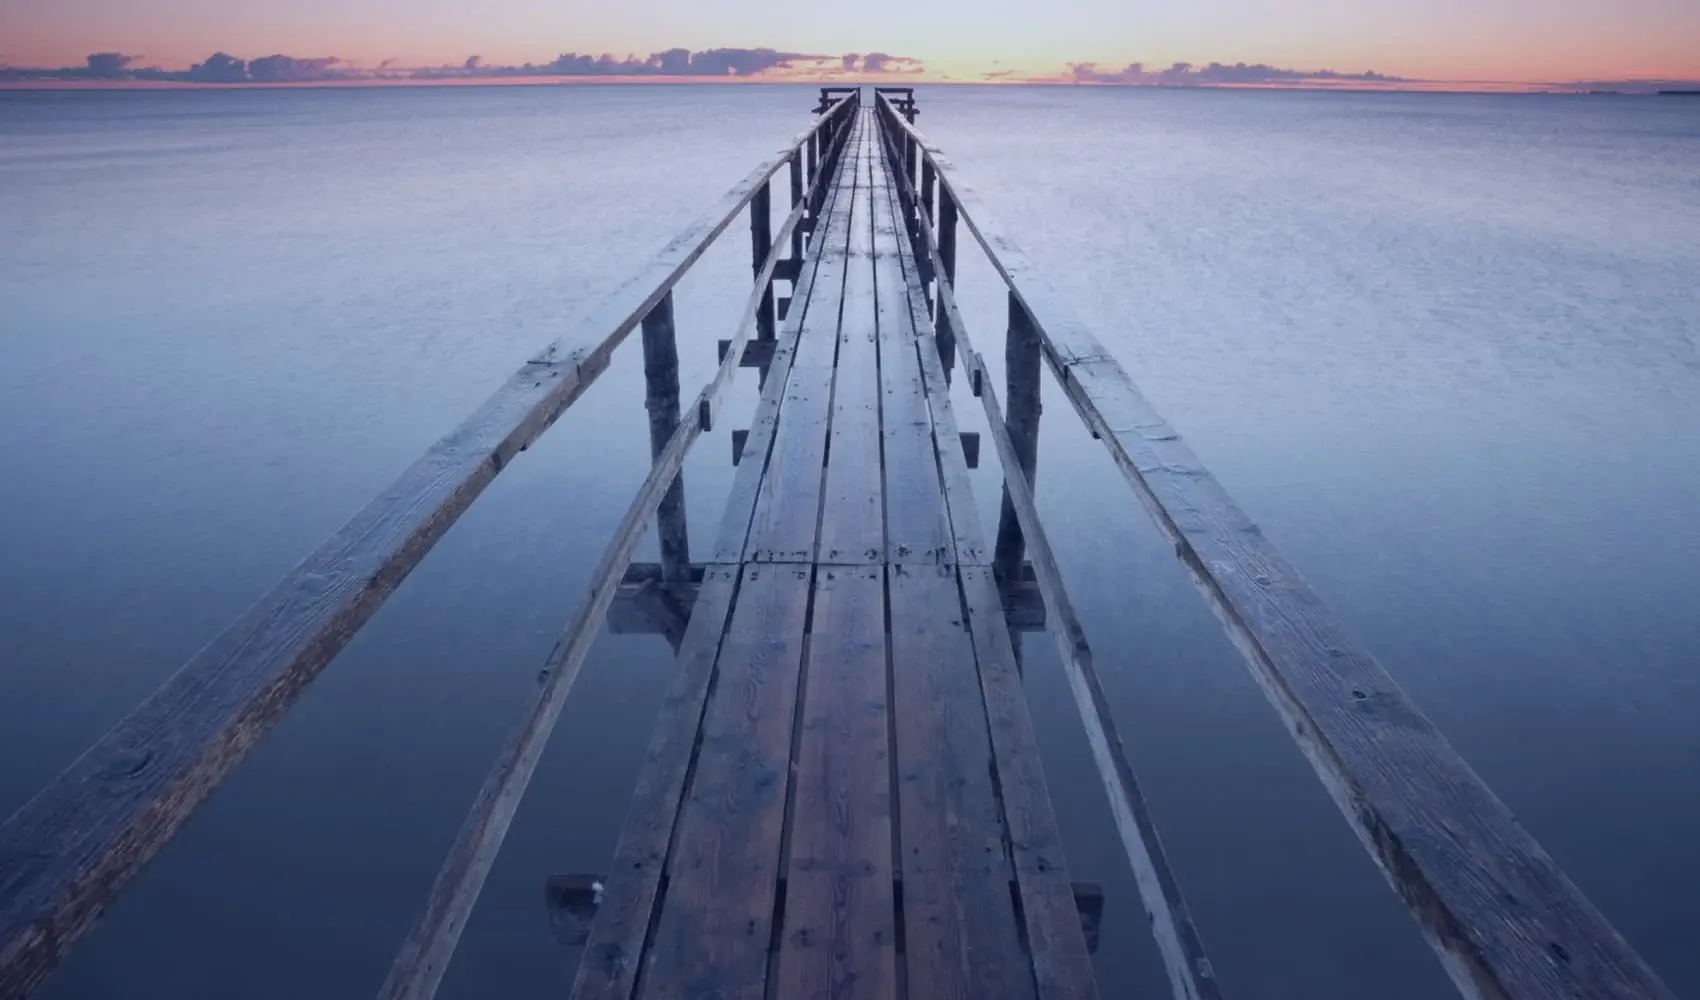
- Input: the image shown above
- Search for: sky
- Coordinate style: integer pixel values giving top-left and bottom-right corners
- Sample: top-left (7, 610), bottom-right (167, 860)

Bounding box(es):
top-left (2, 0), bottom-right (1698, 85)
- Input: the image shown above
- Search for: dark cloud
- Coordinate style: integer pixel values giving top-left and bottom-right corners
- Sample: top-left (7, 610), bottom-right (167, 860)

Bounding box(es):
top-left (415, 46), bottom-right (839, 79)
top-left (247, 55), bottom-right (347, 82)
top-left (1069, 60), bottom-right (1398, 86)
top-left (860, 52), bottom-right (923, 74)
top-left (85, 53), bottom-right (139, 77)
top-left (1, 44), bottom-right (920, 84)
top-left (1549, 78), bottom-right (1700, 94)
top-left (186, 52), bottom-right (249, 83)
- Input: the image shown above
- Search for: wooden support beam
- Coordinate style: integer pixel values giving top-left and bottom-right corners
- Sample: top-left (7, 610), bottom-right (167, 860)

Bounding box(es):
top-left (546, 873), bottom-right (1104, 954)
top-left (609, 561), bottom-right (1048, 637)
top-left (640, 292), bottom-right (690, 583)
top-left (774, 257), bottom-right (804, 283)
top-left (716, 337), bottom-right (777, 369)
top-left (960, 431), bottom-right (981, 469)
top-left (994, 291), bottom-right (1042, 584)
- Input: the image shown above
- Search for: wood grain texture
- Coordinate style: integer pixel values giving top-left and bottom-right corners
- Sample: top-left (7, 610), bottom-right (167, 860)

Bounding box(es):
top-left (874, 93), bottom-right (1675, 1000)
top-left (920, 254), bottom-right (1222, 1000)
top-left (380, 108), bottom-right (856, 1000)
top-left (817, 125), bottom-right (885, 567)
top-left (711, 110), bottom-right (859, 565)
top-left (874, 127), bottom-right (1100, 999)
top-left (570, 568), bottom-right (743, 1000)
top-left (637, 564), bottom-right (813, 1000)
top-left (888, 565), bottom-right (1035, 1000)
top-left (869, 141), bottom-right (951, 568)
top-left (775, 567), bottom-right (897, 1000)
top-left (744, 116), bottom-right (861, 565)
top-left (871, 132), bottom-right (985, 569)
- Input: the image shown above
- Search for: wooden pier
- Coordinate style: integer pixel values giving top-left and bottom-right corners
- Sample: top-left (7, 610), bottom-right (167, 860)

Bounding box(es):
top-left (0, 89), bottom-right (1679, 1000)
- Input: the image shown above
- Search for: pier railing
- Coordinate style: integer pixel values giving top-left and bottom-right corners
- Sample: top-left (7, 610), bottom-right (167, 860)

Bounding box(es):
top-left (0, 91), bottom-right (859, 1000)
top-left (872, 90), bottom-right (1672, 1000)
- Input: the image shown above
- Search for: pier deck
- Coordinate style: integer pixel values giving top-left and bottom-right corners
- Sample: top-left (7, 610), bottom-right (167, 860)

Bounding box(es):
top-left (0, 88), bottom-right (1677, 1000)
top-left (569, 108), bottom-right (1094, 1000)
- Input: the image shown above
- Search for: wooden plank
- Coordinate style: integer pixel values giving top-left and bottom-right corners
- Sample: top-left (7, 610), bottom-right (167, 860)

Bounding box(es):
top-left (742, 115), bottom-right (862, 564)
top-left (711, 113), bottom-right (859, 564)
top-left (774, 567), bottom-right (897, 1000)
top-left (636, 564), bottom-right (813, 1000)
top-left (923, 268), bottom-right (1221, 1000)
top-left (0, 96), bottom-right (859, 1000)
top-left (956, 568), bottom-right (1100, 1000)
top-left (879, 99), bottom-right (1226, 1000)
top-left (873, 120), bottom-right (1100, 998)
top-left (380, 112), bottom-right (853, 1000)
top-left (872, 134), bottom-right (987, 568)
top-left (888, 565), bottom-right (1034, 1000)
top-left (570, 568), bottom-right (742, 1000)
top-left (869, 140), bottom-right (952, 567)
top-left (875, 94), bottom-right (1676, 1000)
top-left (817, 125), bottom-right (885, 566)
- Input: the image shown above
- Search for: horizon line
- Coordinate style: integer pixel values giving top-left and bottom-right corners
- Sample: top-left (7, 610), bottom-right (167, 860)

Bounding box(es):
top-left (3, 76), bottom-right (1697, 95)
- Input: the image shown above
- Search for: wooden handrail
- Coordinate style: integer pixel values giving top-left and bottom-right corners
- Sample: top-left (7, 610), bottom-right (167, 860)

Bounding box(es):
top-left (874, 102), bottom-right (1225, 1000)
top-left (376, 98), bottom-right (860, 1000)
top-left (0, 94), bottom-right (857, 1000)
top-left (874, 92), bottom-right (1674, 1000)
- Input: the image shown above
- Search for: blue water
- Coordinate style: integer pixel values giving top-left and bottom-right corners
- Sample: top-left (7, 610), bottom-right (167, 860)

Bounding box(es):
top-left (2, 84), bottom-right (1698, 998)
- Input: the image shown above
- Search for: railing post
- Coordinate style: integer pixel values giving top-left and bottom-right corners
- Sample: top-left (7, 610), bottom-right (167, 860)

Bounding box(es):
top-left (750, 180), bottom-right (775, 341)
top-left (788, 150), bottom-right (804, 262)
top-left (938, 185), bottom-right (958, 286)
top-left (994, 293), bottom-right (1042, 584)
top-left (640, 291), bottom-right (691, 583)
top-left (921, 158), bottom-right (936, 224)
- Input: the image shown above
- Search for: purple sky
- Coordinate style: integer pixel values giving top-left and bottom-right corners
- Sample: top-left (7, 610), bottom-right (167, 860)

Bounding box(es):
top-left (2, 0), bottom-right (1696, 83)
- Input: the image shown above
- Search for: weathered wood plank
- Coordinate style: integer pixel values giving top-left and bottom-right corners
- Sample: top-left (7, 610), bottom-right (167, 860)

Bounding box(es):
top-left (872, 134), bottom-right (986, 568)
top-left (569, 567), bottom-right (742, 1000)
top-left (378, 108), bottom-right (858, 1000)
top-left (743, 117), bottom-right (862, 564)
top-left (0, 96), bottom-right (858, 1000)
top-left (869, 145), bottom-right (952, 567)
top-left (877, 129), bottom-right (1099, 999)
top-left (875, 94), bottom-right (1675, 1000)
top-left (888, 565), bottom-right (1034, 1000)
top-left (873, 122), bottom-right (1100, 998)
top-left (775, 566), bottom-right (897, 1000)
top-left (817, 125), bottom-right (885, 567)
top-left (956, 567), bottom-right (1100, 1000)
top-left (923, 264), bottom-right (1222, 1000)
top-left (637, 564), bottom-right (813, 1000)
top-left (711, 114), bottom-right (859, 565)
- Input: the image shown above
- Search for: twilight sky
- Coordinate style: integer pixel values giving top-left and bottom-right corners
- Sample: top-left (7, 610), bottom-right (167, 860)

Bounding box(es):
top-left (3, 0), bottom-right (1697, 83)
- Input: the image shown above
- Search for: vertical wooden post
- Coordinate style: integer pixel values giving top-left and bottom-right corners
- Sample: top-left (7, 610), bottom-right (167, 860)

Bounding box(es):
top-left (938, 186), bottom-right (958, 286)
top-left (919, 156), bottom-right (937, 298)
top-left (935, 186), bottom-right (960, 378)
top-left (641, 292), bottom-right (691, 583)
top-left (788, 150), bottom-right (804, 263)
top-left (994, 292), bottom-right (1042, 584)
top-left (751, 180), bottom-right (775, 341)
top-left (921, 159), bottom-right (936, 224)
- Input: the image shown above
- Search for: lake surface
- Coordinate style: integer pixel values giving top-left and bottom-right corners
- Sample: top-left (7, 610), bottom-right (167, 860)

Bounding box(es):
top-left (2, 83), bottom-right (1697, 998)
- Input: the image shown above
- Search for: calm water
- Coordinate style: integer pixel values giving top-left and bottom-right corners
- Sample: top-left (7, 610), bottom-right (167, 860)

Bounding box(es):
top-left (2, 84), bottom-right (1697, 998)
